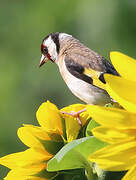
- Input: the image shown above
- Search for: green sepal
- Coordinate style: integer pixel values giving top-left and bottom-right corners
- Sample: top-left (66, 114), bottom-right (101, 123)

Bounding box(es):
top-left (86, 119), bottom-right (100, 137)
top-left (104, 103), bottom-right (114, 107)
top-left (92, 163), bottom-right (127, 180)
top-left (53, 169), bottom-right (87, 180)
top-left (77, 118), bottom-right (91, 138)
top-left (47, 132), bottom-right (64, 142)
top-left (60, 114), bottom-right (67, 141)
top-left (34, 169), bottom-right (58, 179)
top-left (100, 170), bottom-right (127, 180)
top-left (39, 139), bottom-right (64, 155)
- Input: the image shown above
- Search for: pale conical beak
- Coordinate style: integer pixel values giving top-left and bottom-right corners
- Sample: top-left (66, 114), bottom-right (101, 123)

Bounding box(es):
top-left (39, 54), bottom-right (48, 67)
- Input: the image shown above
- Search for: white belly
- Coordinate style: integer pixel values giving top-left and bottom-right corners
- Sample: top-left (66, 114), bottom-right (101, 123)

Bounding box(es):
top-left (58, 59), bottom-right (111, 105)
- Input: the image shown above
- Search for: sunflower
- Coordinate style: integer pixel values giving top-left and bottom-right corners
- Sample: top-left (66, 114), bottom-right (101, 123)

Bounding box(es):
top-left (0, 101), bottom-right (90, 180)
top-left (87, 52), bottom-right (136, 180)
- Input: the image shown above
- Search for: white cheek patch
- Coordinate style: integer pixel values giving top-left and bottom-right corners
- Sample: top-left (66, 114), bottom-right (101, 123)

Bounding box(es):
top-left (43, 36), bottom-right (58, 62)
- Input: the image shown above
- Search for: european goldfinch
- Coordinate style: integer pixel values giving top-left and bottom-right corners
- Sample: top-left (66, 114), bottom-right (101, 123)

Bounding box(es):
top-left (40, 32), bottom-right (119, 106)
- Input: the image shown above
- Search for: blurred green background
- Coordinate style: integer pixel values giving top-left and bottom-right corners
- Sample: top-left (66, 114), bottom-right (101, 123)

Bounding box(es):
top-left (0, 0), bottom-right (136, 178)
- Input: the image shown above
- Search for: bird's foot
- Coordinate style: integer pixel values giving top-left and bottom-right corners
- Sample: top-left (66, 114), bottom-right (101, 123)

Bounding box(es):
top-left (61, 108), bottom-right (86, 126)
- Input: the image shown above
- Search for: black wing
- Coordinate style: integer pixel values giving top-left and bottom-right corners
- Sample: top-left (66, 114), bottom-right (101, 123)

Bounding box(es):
top-left (64, 55), bottom-right (119, 90)
top-left (64, 57), bottom-right (93, 85)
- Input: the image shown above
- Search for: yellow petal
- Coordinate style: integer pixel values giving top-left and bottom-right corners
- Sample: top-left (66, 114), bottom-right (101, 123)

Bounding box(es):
top-left (61, 104), bottom-right (90, 142)
top-left (4, 168), bottom-right (47, 180)
top-left (36, 101), bottom-right (63, 135)
top-left (105, 74), bottom-right (136, 112)
top-left (87, 105), bottom-right (136, 129)
top-left (110, 51), bottom-right (136, 81)
top-left (122, 165), bottom-right (136, 180)
top-left (18, 125), bottom-right (52, 156)
top-left (89, 140), bottom-right (136, 171)
top-left (0, 148), bottom-right (48, 169)
top-left (92, 126), bottom-right (135, 144)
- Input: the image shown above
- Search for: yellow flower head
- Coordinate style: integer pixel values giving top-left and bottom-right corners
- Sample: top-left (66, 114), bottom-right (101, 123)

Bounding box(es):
top-left (87, 52), bottom-right (136, 180)
top-left (0, 101), bottom-right (90, 180)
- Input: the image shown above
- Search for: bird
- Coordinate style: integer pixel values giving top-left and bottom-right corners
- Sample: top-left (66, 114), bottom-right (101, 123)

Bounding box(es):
top-left (39, 32), bottom-right (119, 123)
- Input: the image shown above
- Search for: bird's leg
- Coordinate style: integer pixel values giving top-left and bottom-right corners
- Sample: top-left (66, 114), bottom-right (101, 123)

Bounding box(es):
top-left (61, 108), bottom-right (86, 126)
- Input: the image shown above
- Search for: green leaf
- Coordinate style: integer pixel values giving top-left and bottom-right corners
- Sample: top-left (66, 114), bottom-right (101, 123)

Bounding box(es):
top-left (47, 137), bottom-right (107, 171)
top-left (86, 119), bottom-right (100, 136)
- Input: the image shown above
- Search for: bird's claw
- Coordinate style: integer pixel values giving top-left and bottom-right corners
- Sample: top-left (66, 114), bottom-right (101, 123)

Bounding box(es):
top-left (61, 108), bottom-right (86, 126)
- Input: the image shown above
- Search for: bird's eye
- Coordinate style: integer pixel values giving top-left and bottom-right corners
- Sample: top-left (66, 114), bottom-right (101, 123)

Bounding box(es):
top-left (43, 47), bottom-right (48, 54)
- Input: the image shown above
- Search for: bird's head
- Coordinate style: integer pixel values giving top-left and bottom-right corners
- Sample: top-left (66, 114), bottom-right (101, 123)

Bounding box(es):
top-left (39, 32), bottom-right (72, 67)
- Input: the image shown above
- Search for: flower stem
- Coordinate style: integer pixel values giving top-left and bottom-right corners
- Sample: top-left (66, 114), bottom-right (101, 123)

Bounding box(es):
top-left (86, 162), bottom-right (96, 180)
